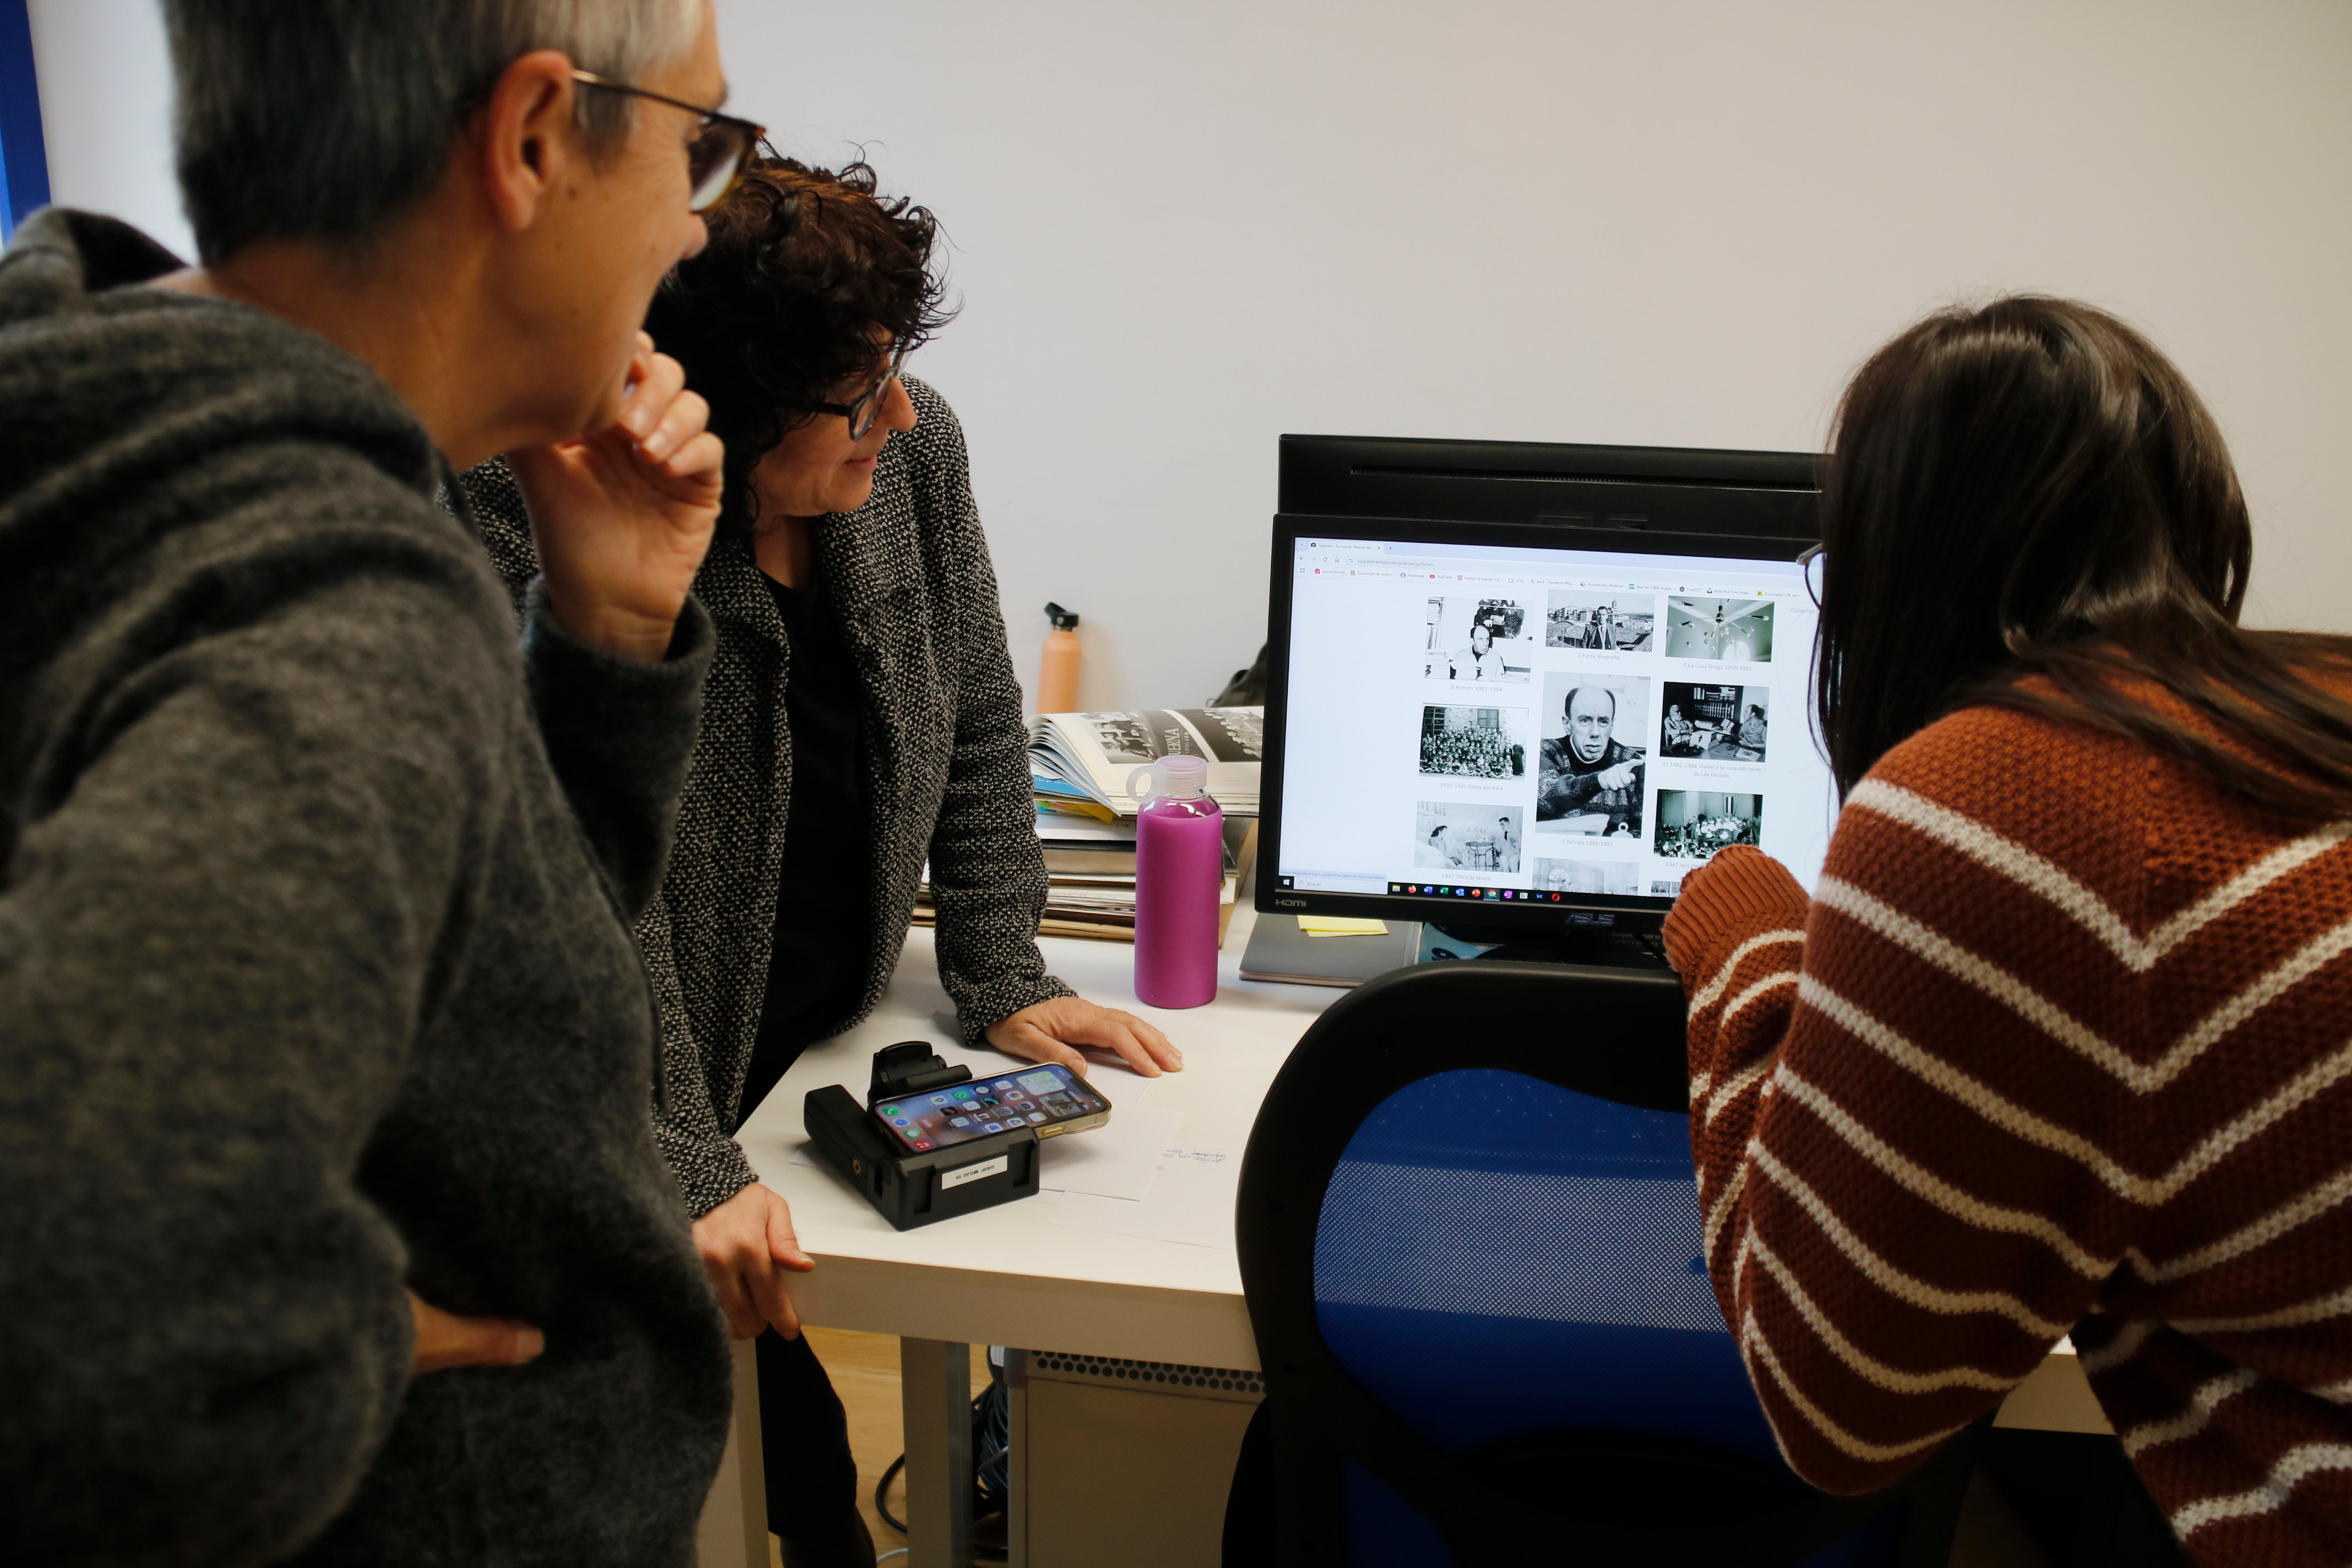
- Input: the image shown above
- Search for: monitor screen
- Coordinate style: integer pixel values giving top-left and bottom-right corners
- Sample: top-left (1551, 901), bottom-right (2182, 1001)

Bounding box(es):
top-left (1262, 519), bottom-right (1836, 923)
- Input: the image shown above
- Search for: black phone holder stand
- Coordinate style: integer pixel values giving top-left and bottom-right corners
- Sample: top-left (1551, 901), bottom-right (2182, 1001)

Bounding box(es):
top-left (803, 1041), bottom-right (1042, 1231)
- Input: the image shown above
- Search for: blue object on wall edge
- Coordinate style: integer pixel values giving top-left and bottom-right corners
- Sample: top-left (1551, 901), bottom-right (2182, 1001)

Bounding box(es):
top-left (0, 0), bottom-right (52, 241)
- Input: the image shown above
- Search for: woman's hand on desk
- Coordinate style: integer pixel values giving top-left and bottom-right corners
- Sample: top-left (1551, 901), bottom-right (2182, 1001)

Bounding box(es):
top-left (986, 997), bottom-right (1183, 1078)
top-left (692, 1182), bottom-right (816, 1340)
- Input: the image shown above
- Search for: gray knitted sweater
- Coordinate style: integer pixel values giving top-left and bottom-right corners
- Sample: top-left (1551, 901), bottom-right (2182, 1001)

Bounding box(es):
top-left (463, 378), bottom-right (1071, 1216)
top-left (0, 211), bottom-right (729, 1566)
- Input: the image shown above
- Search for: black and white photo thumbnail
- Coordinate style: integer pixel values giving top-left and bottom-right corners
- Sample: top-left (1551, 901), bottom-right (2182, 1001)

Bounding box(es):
top-left (1185, 706), bottom-right (1264, 761)
top-left (1655, 790), bottom-right (1763, 859)
top-left (1081, 712), bottom-right (1164, 764)
top-left (1660, 683), bottom-right (1769, 761)
top-left (1075, 708), bottom-right (1259, 766)
top-left (1422, 596), bottom-right (1533, 683)
top-left (1545, 591), bottom-right (1656, 652)
top-left (1531, 858), bottom-right (1642, 896)
top-left (1418, 705), bottom-right (1529, 780)
top-left (1534, 673), bottom-right (1648, 837)
top-left (1415, 802), bottom-right (1526, 873)
top-left (1663, 597), bottom-right (1776, 662)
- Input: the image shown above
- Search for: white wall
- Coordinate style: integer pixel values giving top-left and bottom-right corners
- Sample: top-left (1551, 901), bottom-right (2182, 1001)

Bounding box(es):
top-left (30, 2), bottom-right (2352, 711)
top-left (27, 0), bottom-right (192, 260)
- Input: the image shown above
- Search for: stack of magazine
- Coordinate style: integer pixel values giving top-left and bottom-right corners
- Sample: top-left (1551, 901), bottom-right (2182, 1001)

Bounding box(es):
top-left (912, 707), bottom-right (1263, 944)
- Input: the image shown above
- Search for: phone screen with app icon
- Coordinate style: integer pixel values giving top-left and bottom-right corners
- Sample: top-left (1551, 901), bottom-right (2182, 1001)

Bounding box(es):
top-left (870, 1064), bottom-right (1111, 1153)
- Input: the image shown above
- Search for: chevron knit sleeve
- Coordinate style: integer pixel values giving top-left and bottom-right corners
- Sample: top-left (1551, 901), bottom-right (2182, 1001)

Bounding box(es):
top-left (1664, 709), bottom-right (2147, 1499)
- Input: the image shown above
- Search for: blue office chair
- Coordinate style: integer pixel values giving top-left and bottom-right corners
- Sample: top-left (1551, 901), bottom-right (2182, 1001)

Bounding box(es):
top-left (1233, 960), bottom-right (1980, 1567)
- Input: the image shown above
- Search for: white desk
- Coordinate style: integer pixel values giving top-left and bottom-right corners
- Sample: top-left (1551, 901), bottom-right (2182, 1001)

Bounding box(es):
top-left (743, 908), bottom-right (1321, 1370)
top-left (727, 903), bottom-right (2109, 1566)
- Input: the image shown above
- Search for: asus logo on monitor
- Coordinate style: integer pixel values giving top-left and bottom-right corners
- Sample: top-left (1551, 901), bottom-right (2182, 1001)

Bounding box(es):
top-left (1275, 898), bottom-right (1307, 908)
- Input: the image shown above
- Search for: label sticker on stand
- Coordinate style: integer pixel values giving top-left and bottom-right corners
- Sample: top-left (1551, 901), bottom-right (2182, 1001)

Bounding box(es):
top-left (941, 1154), bottom-right (1011, 1190)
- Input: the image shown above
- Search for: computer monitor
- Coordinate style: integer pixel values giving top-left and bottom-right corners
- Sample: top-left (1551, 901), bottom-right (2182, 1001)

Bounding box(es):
top-left (1277, 433), bottom-right (1817, 537)
top-left (1257, 513), bottom-right (1836, 936)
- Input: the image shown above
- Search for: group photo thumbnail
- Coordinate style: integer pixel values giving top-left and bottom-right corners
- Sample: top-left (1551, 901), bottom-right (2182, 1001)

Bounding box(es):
top-left (1419, 704), bottom-right (1529, 779)
top-left (1414, 801), bottom-right (1526, 873)
top-left (1661, 682), bottom-right (1770, 762)
top-left (1533, 673), bottom-right (1648, 837)
top-left (1656, 790), bottom-right (1763, 859)
top-left (1663, 597), bottom-right (1776, 662)
top-left (1544, 591), bottom-right (1656, 652)
top-left (1532, 858), bottom-right (1642, 896)
top-left (1422, 595), bottom-right (1533, 683)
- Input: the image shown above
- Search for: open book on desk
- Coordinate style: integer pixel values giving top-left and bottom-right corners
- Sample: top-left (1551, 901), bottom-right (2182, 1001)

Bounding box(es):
top-left (1030, 707), bottom-right (1262, 816)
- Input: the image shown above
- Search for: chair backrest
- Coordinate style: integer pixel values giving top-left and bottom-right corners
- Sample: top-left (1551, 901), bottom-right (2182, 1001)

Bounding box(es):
top-left (1316, 1068), bottom-right (1782, 1465)
top-left (1237, 960), bottom-right (1975, 1567)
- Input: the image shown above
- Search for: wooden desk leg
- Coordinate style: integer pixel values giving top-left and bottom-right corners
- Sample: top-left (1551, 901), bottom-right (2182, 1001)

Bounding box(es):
top-left (695, 1338), bottom-right (769, 1568)
top-left (900, 1337), bottom-right (973, 1568)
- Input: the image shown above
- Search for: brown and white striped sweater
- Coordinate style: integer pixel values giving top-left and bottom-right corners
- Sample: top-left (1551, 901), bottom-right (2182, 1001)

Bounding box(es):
top-left (1662, 700), bottom-right (2352, 1567)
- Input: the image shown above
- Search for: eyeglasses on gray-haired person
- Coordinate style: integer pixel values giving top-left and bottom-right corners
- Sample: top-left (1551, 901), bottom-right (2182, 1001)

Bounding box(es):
top-left (569, 68), bottom-right (764, 211)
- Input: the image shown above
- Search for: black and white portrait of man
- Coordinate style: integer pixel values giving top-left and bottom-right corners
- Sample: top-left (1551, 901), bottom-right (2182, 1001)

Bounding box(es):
top-left (1536, 677), bottom-right (1647, 835)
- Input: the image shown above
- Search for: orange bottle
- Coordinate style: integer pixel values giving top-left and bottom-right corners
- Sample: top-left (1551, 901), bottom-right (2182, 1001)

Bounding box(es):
top-left (1038, 603), bottom-right (1082, 714)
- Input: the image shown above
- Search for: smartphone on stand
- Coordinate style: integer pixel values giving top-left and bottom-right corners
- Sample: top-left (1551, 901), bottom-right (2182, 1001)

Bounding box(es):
top-left (871, 1064), bottom-right (1112, 1153)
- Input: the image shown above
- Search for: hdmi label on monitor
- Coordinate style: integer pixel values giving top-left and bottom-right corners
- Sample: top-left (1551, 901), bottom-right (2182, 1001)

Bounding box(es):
top-left (941, 1154), bottom-right (1010, 1190)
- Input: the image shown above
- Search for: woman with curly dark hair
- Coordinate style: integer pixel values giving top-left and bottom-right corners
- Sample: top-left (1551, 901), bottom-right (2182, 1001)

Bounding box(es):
top-left (463, 156), bottom-right (1178, 1567)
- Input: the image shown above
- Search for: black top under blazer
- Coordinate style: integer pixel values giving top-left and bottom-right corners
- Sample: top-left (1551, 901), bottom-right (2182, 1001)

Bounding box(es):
top-left (465, 378), bottom-right (1072, 1215)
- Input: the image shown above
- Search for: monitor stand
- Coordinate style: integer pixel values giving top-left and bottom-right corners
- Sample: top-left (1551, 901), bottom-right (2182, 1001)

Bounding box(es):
top-left (1238, 910), bottom-right (1669, 988)
top-left (1239, 916), bottom-right (1424, 988)
top-left (1427, 911), bottom-right (1672, 971)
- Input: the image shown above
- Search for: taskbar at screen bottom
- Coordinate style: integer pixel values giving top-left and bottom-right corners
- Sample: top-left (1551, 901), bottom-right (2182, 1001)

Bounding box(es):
top-left (1391, 880), bottom-right (1585, 905)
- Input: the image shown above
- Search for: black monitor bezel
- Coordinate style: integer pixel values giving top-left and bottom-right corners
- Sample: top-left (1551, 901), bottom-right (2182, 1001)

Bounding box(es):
top-left (1255, 513), bottom-right (1819, 932)
top-left (1276, 433), bottom-right (1820, 533)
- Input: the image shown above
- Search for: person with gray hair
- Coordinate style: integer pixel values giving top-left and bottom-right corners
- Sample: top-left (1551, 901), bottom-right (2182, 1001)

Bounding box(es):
top-left (0, 2), bottom-right (755, 1562)
top-left (170, 0), bottom-right (718, 260)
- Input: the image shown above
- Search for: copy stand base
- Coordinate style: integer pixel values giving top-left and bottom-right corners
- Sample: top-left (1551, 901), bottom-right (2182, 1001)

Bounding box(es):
top-left (803, 1042), bottom-right (1041, 1231)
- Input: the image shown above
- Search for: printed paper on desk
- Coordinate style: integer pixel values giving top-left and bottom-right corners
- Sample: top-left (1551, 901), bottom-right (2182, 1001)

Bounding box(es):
top-left (1037, 1106), bottom-right (1183, 1202)
top-left (1047, 1144), bottom-right (1242, 1250)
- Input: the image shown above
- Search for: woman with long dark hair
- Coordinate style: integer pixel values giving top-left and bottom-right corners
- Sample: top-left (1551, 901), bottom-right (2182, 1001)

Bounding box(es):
top-left (1663, 296), bottom-right (2352, 1565)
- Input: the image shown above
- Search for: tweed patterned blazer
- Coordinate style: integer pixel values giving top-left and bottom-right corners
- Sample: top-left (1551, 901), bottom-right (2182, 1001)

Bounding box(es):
top-left (463, 378), bottom-right (1071, 1215)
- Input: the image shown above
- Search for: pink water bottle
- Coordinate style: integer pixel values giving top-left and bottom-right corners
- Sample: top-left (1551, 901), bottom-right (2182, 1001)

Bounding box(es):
top-left (1129, 755), bottom-right (1223, 1008)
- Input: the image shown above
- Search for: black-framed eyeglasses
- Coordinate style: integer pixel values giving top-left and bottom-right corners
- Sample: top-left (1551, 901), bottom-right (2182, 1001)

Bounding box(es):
top-left (812, 340), bottom-right (911, 440)
top-left (569, 69), bottom-right (764, 212)
top-left (1796, 542), bottom-right (1826, 607)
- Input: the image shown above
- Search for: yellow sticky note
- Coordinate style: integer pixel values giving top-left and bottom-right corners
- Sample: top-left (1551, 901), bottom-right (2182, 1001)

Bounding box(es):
top-left (1298, 917), bottom-right (1390, 937)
